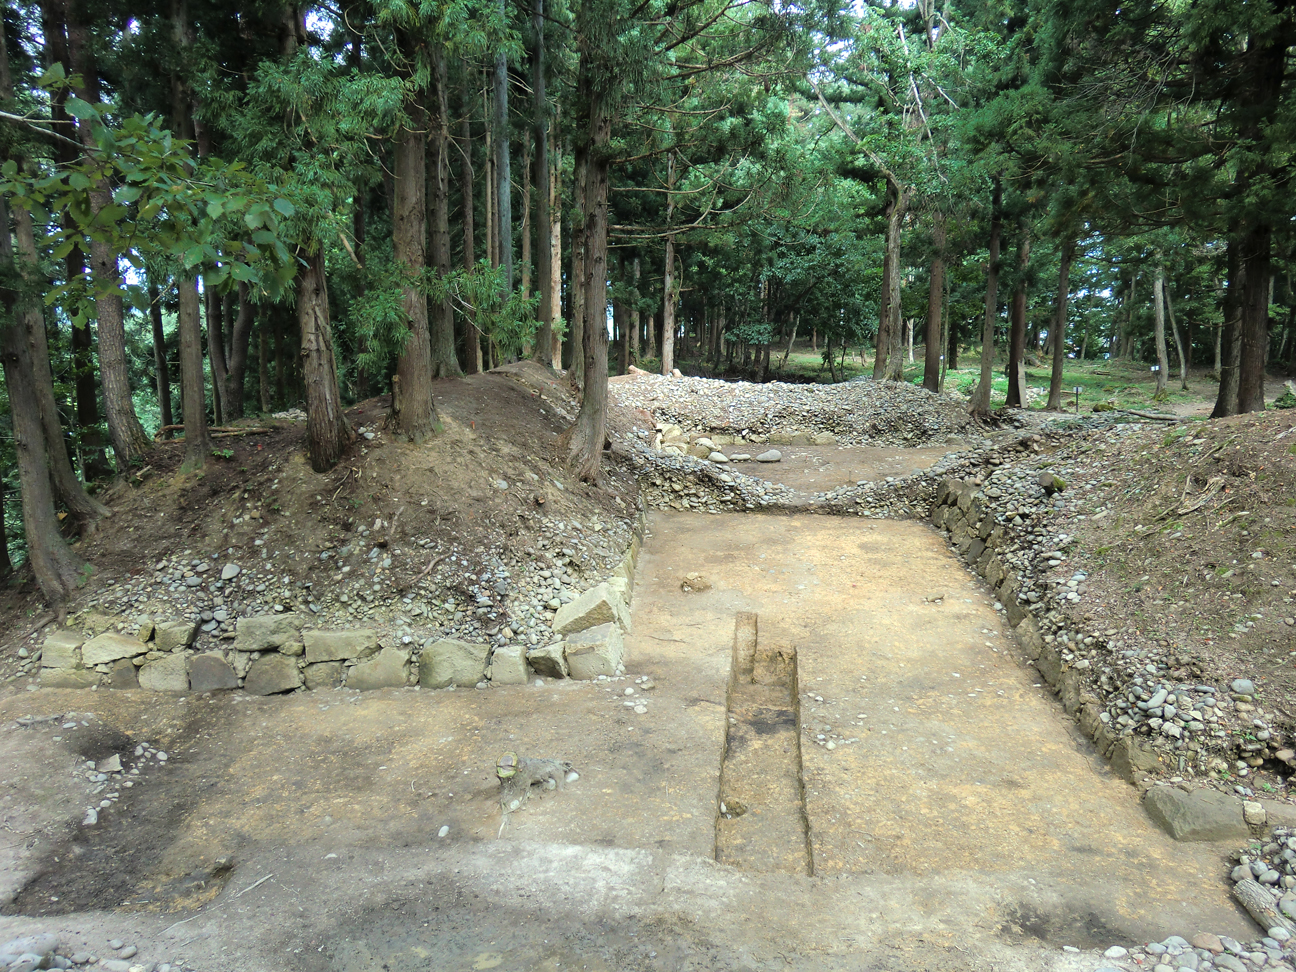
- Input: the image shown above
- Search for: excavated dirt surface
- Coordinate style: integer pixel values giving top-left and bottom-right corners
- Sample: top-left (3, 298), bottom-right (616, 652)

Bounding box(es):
top-left (0, 513), bottom-right (1254, 971)
top-left (720, 443), bottom-right (957, 492)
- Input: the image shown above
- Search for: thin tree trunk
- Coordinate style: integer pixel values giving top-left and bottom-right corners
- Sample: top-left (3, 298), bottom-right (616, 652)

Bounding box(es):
top-left (1214, 245), bottom-right (1243, 417)
top-left (0, 479), bottom-right (10, 578)
top-left (494, 17), bottom-right (513, 291)
top-left (970, 180), bottom-right (1003, 417)
top-left (570, 137), bottom-right (587, 387)
top-left (177, 276), bottom-right (212, 471)
top-left (1165, 282), bottom-right (1189, 391)
top-left (225, 282), bottom-right (253, 419)
top-left (149, 283), bottom-right (173, 430)
top-left (874, 187), bottom-right (896, 380)
top-left (923, 213), bottom-right (945, 391)
top-left (661, 151), bottom-right (677, 375)
top-left (458, 64), bottom-right (480, 375)
top-left (298, 247), bottom-right (354, 472)
top-left (67, 1), bottom-right (150, 470)
top-left (630, 254), bottom-right (641, 364)
top-left (549, 125), bottom-right (562, 368)
top-left (531, 0), bottom-right (554, 367)
top-left (1152, 262), bottom-right (1169, 399)
top-left (428, 50), bottom-right (460, 377)
top-left (206, 284), bottom-right (227, 426)
top-left (561, 55), bottom-right (610, 481)
top-left (259, 323), bottom-right (272, 412)
top-left (1005, 221), bottom-right (1031, 408)
top-left (884, 187), bottom-right (914, 380)
top-left (391, 87), bottom-right (441, 440)
top-left (70, 298), bottom-right (110, 478)
top-left (520, 130), bottom-right (532, 302)
top-left (1046, 237), bottom-right (1075, 410)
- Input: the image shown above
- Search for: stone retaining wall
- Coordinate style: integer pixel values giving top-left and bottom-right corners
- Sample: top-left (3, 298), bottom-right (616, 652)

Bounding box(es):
top-left (37, 510), bottom-right (650, 696)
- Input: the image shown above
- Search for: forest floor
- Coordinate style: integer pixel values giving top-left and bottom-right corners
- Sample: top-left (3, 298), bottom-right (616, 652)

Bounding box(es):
top-left (0, 363), bottom-right (1294, 971)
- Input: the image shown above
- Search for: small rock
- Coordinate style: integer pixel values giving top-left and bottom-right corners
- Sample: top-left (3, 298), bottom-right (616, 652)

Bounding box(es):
top-left (220, 564), bottom-right (241, 581)
top-left (755, 450), bottom-right (782, 463)
top-left (1231, 678), bottom-right (1257, 696)
top-left (1103, 946), bottom-right (1128, 959)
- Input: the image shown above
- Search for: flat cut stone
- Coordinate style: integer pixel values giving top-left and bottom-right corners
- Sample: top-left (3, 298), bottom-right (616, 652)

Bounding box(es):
top-left (487, 645), bottom-right (529, 685)
top-left (243, 654), bottom-right (303, 695)
top-left (552, 583), bottom-right (631, 635)
top-left (189, 653), bottom-right (239, 691)
top-left (41, 630), bottom-right (84, 669)
top-left (234, 613), bottom-right (306, 652)
top-left (304, 629), bottom-right (379, 663)
top-left (346, 646), bottom-right (410, 690)
top-left (1144, 787), bottom-right (1249, 842)
top-left (564, 624), bottom-right (625, 680)
top-left (418, 639), bottom-right (489, 689)
top-left (153, 620), bottom-right (198, 651)
top-left (82, 633), bottom-right (150, 666)
top-left (138, 654), bottom-right (190, 692)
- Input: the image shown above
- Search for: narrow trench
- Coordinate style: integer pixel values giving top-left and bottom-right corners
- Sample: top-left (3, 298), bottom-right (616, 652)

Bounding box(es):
top-left (714, 612), bottom-right (814, 876)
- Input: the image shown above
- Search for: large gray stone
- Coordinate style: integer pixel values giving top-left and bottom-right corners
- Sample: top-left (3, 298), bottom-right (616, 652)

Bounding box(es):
top-left (234, 613), bottom-right (306, 652)
top-left (1144, 787), bottom-right (1249, 842)
top-left (486, 645), bottom-right (529, 685)
top-left (138, 654), bottom-right (190, 692)
top-left (108, 659), bottom-right (139, 689)
top-left (418, 639), bottom-right (488, 689)
top-left (564, 623), bottom-right (625, 680)
top-left (552, 583), bottom-right (631, 635)
top-left (154, 620), bottom-right (198, 651)
top-left (41, 669), bottom-right (98, 689)
top-left (81, 633), bottom-right (150, 666)
top-left (188, 653), bottom-right (239, 692)
top-left (754, 450), bottom-right (782, 462)
top-left (41, 630), bottom-right (84, 669)
top-left (304, 628), bottom-right (379, 663)
top-left (243, 654), bottom-right (303, 695)
top-left (526, 642), bottom-right (568, 679)
top-left (346, 647), bottom-right (410, 691)
top-left (303, 661), bottom-right (345, 690)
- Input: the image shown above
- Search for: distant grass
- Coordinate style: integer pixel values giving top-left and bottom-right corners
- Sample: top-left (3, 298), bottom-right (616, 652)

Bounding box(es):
top-left (671, 341), bottom-right (1222, 413)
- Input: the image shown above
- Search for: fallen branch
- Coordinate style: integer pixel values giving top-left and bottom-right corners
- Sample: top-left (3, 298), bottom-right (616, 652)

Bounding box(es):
top-left (1117, 409), bottom-right (1182, 423)
top-left (1234, 878), bottom-right (1295, 936)
top-left (153, 425), bottom-right (274, 441)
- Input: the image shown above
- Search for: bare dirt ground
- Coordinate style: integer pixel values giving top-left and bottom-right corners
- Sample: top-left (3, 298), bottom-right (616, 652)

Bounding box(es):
top-left (0, 513), bottom-right (1253, 971)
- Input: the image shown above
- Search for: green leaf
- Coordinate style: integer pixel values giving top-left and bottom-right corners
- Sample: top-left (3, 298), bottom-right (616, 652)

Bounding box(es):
top-left (38, 63), bottom-right (67, 85)
top-left (65, 97), bottom-right (96, 121)
top-left (183, 244), bottom-right (205, 269)
top-left (68, 171), bottom-right (92, 191)
top-left (206, 200), bottom-right (224, 219)
top-left (272, 197), bottom-right (295, 217)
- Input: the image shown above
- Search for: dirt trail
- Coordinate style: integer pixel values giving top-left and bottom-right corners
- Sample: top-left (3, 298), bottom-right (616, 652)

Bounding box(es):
top-left (0, 512), bottom-right (1252, 971)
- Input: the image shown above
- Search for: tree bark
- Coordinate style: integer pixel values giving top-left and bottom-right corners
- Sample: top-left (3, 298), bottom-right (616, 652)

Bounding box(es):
top-left (259, 322), bottom-right (272, 412)
top-left (494, 15), bottom-right (513, 291)
top-left (0, 479), bottom-right (10, 578)
top-left (1005, 221), bottom-right (1031, 408)
top-left (177, 276), bottom-right (212, 471)
top-left (391, 84), bottom-right (442, 441)
top-left (970, 180), bottom-right (1003, 417)
top-left (549, 126), bottom-right (563, 368)
top-left (1238, 226), bottom-right (1271, 413)
top-left (149, 282), bottom-right (174, 430)
top-left (570, 137), bottom-right (588, 386)
top-left (923, 212), bottom-right (945, 391)
top-left (883, 186), bottom-right (911, 381)
top-left (206, 283), bottom-right (227, 425)
top-left (458, 65), bottom-right (480, 375)
top-left (298, 247), bottom-right (354, 472)
top-left (224, 282), bottom-right (254, 419)
top-left (660, 151), bottom-right (677, 375)
top-left (429, 50), bottom-right (461, 377)
top-left (630, 254), bottom-right (641, 364)
top-left (1152, 263), bottom-right (1169, 399)
top-left (66, 0), bottom-right (151, 471)
top-left (531, 0), bottom-right (554, 367)
top-left (1165, 281), bottom-right (1189, 392)
top-left (561, 55), bottom-right (611, 482)
top-left (1046, 237), bottom-right (1075, 410)
top-left (1213, 243), bottom-right (1243, 417)
top-left (874, 187), bottom-right (895, 380)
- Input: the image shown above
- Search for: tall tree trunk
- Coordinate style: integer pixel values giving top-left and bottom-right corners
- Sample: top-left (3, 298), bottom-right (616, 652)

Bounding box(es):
top-left (520, 129), bottom-right (532, 302)
top-left (883, 186), bottom-right (910, 381)
top-left (874, 187), bottom-right (895, 380)
top-left (1213, 244), bottom-right (1243, 417)
top-left (225, 282), bottom-right (254, 419)
top-left (1005, 221), bottom-right (1031, 407)
top-left (0, 309), bottom-right (85, 615)
top-left (177, 276), bottom-right (212, 471)
top-left (298, 247), bottom-right (354, 471)
top-left (970, 180), bottom-right (1003, 417)
top-left (391, 88), bottom-right (441, 440)
top-left (66, 0), bottom-right (151, 471)
top-left (660, 151), bottom-right (677, 375)
top-left (630, 254), bottom-right (641, 364)
top-left (1165, 282), bottom-right (1189, 392)
top-left (149, 282), bottom-right (174, 430)
top-left (1238, 226), bottom-right (1272, 413)
top-left (1152, 262), bottom-right (1169, 399)
top-left (549, 125), bottom-right (563, 368)
top-left (206, 284), bottom-right (227, 425)
top-left (70, 304), bottom-right (110, 478)
top-left (1045, 236), bottom-right (1075, 410)
top-left (570, 137), bottom-right (588, 386)
top-left (494, 16), bottom-right (513, 291)
top-left (561, 56), bottom-right (611, 482)
top-left (259, 323), bottom-right (272, 412)
top-left (5, 192), bottom-right (109, 529)
top-left (531, 0), bottom-right (554, 367)
top-left (0, 479), bottom-right (10, 579)
top-left (458, 65), bottom-right (480, 375)
top-left (429, 50), bottom-right (461, 377)
top-left (923, 212), bottom-right (945, 391)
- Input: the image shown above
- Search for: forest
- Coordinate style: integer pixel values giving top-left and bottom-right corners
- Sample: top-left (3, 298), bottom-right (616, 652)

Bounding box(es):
top-left (2, 0), bottom-right (1296, 611)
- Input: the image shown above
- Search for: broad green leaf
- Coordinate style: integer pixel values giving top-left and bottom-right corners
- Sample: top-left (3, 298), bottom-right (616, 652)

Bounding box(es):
top-left (65, 97), bottom-right (96, 120)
